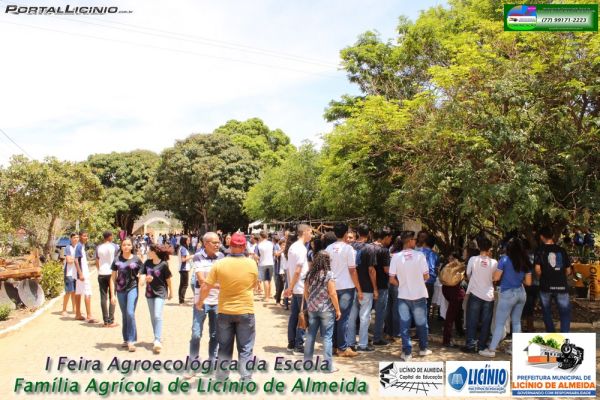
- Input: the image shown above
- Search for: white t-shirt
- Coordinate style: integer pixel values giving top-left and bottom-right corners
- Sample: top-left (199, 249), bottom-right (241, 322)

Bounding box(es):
top-left (64, 244), bottom-right (78, 278)
top-left (325, 241), bottom-right (356, 290)
top-left (286, 241), bottom-right (308, 295)
top-left (78, 243), bottom-right (90, 277)
top-left (279, 253), bottom-right (287, 275)
top-left (96, 242), bottom-right (117, 276)
top-left (191, 236), bottom-right (198, 248)
top-left (466, 255), bottom-right (498, 301)
top-left (257, 240), bottom-right (275, 266)
top-left (389, 249), bottom-right (429, 300)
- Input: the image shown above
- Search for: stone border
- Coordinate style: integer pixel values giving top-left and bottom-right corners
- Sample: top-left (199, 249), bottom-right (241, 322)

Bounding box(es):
top-left (0, 293), bottom-right (62, 337)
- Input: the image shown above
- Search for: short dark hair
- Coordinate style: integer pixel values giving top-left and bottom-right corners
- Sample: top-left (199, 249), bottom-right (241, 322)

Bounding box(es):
top-left (477, 236), bottom-right (492, 252)
top-left (374, 227), bottom-right (392, 240)
top-left (323, 231), bottom-right (337, 248)
top-left (539, 226), bottom-right (553, 240)
top-left (401, 230), bottom-right (415, 245)
top-left (333, 223), bottom-right (348, 239)
top-left (102, 231), bottom-right (113, 240)
top-left (260, 230), bottom-right (268, 239)
top-left (70, 232), bottom-right (78, 238)
top-left (79, 230), bottom-right (88, 236)
top-left (425, 234), bottom-right (436, 248)
top-left (356, 224), bottom-right (369, 238)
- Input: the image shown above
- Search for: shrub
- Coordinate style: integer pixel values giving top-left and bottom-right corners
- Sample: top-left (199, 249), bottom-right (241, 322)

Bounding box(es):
top-left (0, 304), bottom-right (11, 321)
top-left (40, 260), bottom-right (64, 298)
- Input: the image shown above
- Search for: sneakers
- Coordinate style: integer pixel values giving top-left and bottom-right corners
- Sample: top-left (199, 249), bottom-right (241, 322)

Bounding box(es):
top-left (419, 349), bottom-right (432, 356)
top-left (479, 349), bottom-right (496, 358)
top-left (293, 347), bottom-right (304, 355)
top-left (153, 340), bottom-right (162, 354)
top-left (461, 346), bottom-right (478, 354)
top-left (357, 346), bottom-right (375, 352)
top-left (121, 342), bottom-right (128, 348)
top-left (287, 344), bottom-right (295, 354)
top-left (401, 353), bottom-right (412, 362)
top-left (338, 348), bottom-right (358, 358)
top-left (373, 339), bottom-right (390, 346)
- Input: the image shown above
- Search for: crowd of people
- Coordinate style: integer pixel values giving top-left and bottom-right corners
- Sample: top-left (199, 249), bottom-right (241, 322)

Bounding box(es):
top-left (59, 222), bottom-right (582, 379)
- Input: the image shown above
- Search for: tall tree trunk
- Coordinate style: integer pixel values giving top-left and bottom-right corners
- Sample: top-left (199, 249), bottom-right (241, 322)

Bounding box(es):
top-left (44, 214), bottom-right (57, 257)
top-left (202, 209), bottom-right (209, 233)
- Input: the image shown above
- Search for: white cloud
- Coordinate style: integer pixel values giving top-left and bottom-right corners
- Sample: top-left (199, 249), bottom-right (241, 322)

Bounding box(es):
top-left (0, 0), bottom-right (443, 164)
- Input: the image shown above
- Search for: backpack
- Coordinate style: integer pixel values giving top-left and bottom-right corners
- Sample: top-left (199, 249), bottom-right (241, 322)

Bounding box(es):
top-left (440, 260), bottom-right (465, 286)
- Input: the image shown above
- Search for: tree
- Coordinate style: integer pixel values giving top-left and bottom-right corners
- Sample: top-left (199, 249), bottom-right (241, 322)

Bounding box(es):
top-left (0, 156), bottom-right (103, 255)
top-left (244, 142), bottom-right (325, 221)
top-left (152, 133), bottom-right (260, 232)
top-left (214, 118), bottom-right (294, 168)
top-left (322, 0), bottom-right (600, 252)
top-left (86, 150), bottom-right (159, 234)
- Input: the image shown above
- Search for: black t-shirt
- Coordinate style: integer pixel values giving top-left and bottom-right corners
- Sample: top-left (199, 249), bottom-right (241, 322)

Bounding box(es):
top-left (351, 242), bottom-right (377, 293)
top-left (111, 255), bottom-right (143, 292)
top-left (372, 243), bottom-right (391, 290)
top-left (534, 244), bottom-right (571, 293)
top-left (141, 260), bottom-right (172, 299)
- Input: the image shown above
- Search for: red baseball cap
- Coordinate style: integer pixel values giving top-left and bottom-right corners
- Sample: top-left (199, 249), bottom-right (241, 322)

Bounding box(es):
top-left (230, 233), bottom-right (247, 247)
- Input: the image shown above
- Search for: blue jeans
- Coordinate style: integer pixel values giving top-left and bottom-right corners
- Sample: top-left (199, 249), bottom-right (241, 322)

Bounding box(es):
top-left (116, 287), bottom-right (138, 343)
top-left (147, 297), bottom-right (165, 342)
top-left (304, 310), bottom-right (335, 371)
top-left (333, 288), bottom-right (355, 351)
top-left (465, 294), bottom-right (494, 349)
top-left (386, 284), bottom-right (399, 337)
top-left (216, 313), bottom-right (255, 380)
top-left (374, 288), bottom-right (389, 342)
top-left (489, 287), bottom-right (526, 350)
top-left (539, 291), bottom-right (571, 333)
top-left (348, 292), bottom-right (374, 348)
top-left (287, 294), bottom-right (305, 349)
top-left (190, 303), bottom-right (218, 360)
top-left (398, 297), bottom-right (429, 355)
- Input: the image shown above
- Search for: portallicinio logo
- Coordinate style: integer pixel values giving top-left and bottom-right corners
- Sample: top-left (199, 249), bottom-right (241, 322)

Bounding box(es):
top-left (5, 4), bottom-right (129, 15)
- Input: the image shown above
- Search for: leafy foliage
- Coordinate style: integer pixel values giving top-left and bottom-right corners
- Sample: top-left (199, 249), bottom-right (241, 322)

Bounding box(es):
top-left (40, 260), bottom-right (64, 298)
top-left (152, 133), bottom-right (260, 232)
top-left (214, 118), bottom-right (294, 168)
top-left (86, 150), bottom-right (159, 234)
top-left (0, 156), bottom-right (103, 255)
top-left (244, 142), bottom-right (325, 221)
top-left (0, 304), bottom-right (11, 321)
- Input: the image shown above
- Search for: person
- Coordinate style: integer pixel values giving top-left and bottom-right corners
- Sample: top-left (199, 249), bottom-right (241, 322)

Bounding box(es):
top-left (384, 235), bottom-right (403, 341)
top-left (303, 251), bottom-right (341, 373)
top-left (190, 232), bottom-right (224, 363)
top-left (198, 232), bottom-right (258, 381)
top-left (178, 236), bottom-right (193, 305)
top-left (284, 224), bottom-right (312, 354)
top-left (535, 226), bottom-right (572, 332)
top-left (348, 224), bottom-right (377, 352)
top-left (61, 233), bottom-right (79, 317)
top-left (372, 227), bottom-right (392, 346)
top-left (345, 230), bottom-right (356, 244)
top-left (191, 235), bottom-right (199, 253)
top-left (462, 237), bottom-right (497, 353)
top-left (440, 253), bottom-right (465, 348)
top-left (96, 231), bottom-right (118, 327)
top-left (74, 231), bottom-right (96, 323)
top-left (325, 223), bottom-right (360, 358)
top-left (273, 238), bottom-right (286, 305)
top-left (389, 231), bottom-right (432, 361)
top-left (522, 240), bottom-right (539, 332)
top-left (480, 238), bottom-right (532, 357)
top-left (415, 231), bottom-right (439, 320)
top-left (140, 244), bottom-right (173, 353)
top-left (256, 230), bottom-right (275, 302)
top-left (220, 234), bottom-right (232, 255)
top-left (110, 237), bottom-right (143, 352)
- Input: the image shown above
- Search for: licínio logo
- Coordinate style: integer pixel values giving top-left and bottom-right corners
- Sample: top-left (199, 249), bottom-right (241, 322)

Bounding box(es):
top-left (448, 366), bottom-right (467, 391)
top-left (4, 4), bottom-right (133, 15)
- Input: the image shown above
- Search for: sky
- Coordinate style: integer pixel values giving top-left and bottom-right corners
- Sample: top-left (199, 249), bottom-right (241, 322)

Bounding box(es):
top-left (0, 0), bottom-right (444, 165)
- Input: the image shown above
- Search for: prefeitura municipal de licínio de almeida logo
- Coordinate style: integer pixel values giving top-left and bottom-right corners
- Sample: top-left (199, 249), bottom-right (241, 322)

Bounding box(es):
top-left (4, 3), bottom-right (133, 15)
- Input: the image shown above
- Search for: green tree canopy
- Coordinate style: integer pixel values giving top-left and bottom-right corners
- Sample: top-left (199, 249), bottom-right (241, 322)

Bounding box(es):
top-left (244, 142), bottom-right (325, 221)
top-left (86, 150), bottom-right (159, 234)
top-left (214, 118), bottom-right (294, 168)
top-left (0, 156), bottom-right (103, 255)
top-left (152, 133), bottom-right (260, 232)
top-left (322, 0), bottom-right (600, 252)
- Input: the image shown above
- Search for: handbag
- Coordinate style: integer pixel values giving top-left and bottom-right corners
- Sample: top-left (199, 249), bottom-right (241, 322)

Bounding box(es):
top-left (440, 260), bottom-right (466, 286)
top-left (297, 299), bottom-right (308, 330)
